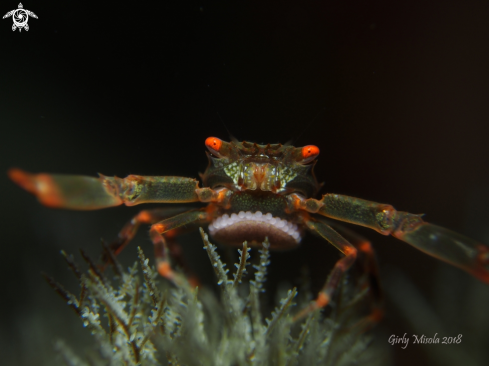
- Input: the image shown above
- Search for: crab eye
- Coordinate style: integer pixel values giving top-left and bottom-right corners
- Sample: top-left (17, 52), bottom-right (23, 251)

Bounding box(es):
top-left (302, 145), bottom-right (320, 162)
top-left (205, 137), bottom-right (223, 153)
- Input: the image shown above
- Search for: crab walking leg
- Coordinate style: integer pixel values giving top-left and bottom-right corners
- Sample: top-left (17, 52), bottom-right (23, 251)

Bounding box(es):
top-left (294, 219), bottom-right (357, 321)
top-left (298, 194), bottom-right (489, 283)
top-left (326, 222), bottom-right (383, 304)
top-left (104, 207), bottom-right (202, 285)
top-left (105, 207), bottom-right (191, 257)
top-left (8, 168), bottom-right (201, 210)
top-left (149, 209), bottom-right (209, 280)
top-left (325, 221), bottom-right (384, 328)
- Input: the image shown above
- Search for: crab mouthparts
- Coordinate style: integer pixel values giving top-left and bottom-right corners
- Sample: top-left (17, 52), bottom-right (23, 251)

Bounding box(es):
top-left (208, 211), bottom-right (301, 249)
top-left (252, 164), bottom-right (268, 184)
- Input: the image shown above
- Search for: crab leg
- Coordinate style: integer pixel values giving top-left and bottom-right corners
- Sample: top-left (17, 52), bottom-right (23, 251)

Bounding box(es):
top-left (295, 193), bottom-right (489, 283)
top-left (8, 168), bottom-right (201, 209)
top-left (293, 218), bottom-right (357, 321)
top-left (324, 221), bottom-right (384, 329)
top-left (325, 221), bottom-right (383, 302)
top-left (103, 207), bottom-right (191, 257)
top-left (149, 209), bottom-right (209, 281)
top-left (107, 207), bottom-right (210, 284)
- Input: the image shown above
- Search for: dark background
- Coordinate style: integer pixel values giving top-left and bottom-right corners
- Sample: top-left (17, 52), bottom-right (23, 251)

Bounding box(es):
top-left (1, 1), bottom-right (489, 365)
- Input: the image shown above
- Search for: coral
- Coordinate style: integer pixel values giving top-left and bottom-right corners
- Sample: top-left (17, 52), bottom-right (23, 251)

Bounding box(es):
top-left (44, 228), bottom-right (386, 366)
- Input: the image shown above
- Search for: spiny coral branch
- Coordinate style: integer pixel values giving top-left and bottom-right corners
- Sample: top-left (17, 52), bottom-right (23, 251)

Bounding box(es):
top-left (232, 241), bottom-right (250, 287)
top-left (265, 287), bottom-right (297, 336)
top-left (199, 227), bottom-right (232, 289)
top-left (46, 229), bottom-right (380, 366)
top-left (250, 237), bottom-right (271, 292)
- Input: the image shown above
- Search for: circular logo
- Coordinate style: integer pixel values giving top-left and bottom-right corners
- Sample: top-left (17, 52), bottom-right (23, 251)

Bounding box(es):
top-left (12, 9), bottom-right (28, 27)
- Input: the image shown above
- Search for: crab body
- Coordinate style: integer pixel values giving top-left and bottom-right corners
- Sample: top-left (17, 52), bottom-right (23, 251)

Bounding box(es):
top-left (8, 136), bottom-right (489, 321)
top-left (207, 191), bottom-right (300, 250)
top-left (201, 138), bottom-right (320, 250)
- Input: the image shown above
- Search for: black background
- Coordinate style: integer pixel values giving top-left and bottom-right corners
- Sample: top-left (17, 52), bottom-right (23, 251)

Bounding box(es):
top-left (1, 1), bottom-right (489, 365)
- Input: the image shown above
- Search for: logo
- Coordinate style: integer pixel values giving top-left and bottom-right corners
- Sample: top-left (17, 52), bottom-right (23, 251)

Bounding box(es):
top-left (3, 3), bottom-right (37, 32)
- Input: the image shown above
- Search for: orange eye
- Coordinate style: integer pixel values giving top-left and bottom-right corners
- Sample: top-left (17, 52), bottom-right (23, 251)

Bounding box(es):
top-left (205, 137), bottom-right (222, 152)
top-left (302, 145), bottom-right (320, 160)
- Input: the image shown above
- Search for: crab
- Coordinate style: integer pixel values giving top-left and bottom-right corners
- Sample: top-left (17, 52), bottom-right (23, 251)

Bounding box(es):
top-left (8, 137), bottom-right (489, 320)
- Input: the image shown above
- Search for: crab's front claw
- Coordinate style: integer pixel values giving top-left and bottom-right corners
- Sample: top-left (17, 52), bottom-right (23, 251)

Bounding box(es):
top-left (301, 193), bottom-right (489, 284)
top-left (392, 218), bottom-right (489, 284)
top-left (8, 168), bottom-right (123, 210)
top-left (8, 168), bottom-right (202, 211)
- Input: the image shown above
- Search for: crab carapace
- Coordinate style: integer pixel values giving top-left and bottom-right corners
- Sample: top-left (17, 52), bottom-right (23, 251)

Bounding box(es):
top-left (8, 137), bottom-right (489, 319)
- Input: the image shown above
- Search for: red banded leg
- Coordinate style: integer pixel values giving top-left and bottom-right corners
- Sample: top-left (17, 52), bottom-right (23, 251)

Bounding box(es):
top-left (101, 208), bottom-right (206, 284)
top-left (326, 222), bottom-right (384, 326)
top-left (149, 209), bottom-right (209, 281)
top-left (163, 229), bottom-right (201, 287)
top-left (294, 219), bottom-right (357, 321)
top-left (106, 207), bottom-right (191, 258)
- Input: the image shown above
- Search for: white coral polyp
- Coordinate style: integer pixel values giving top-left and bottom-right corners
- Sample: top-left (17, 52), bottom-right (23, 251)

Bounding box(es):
top-left (208, 211), bottom-right (301, 243)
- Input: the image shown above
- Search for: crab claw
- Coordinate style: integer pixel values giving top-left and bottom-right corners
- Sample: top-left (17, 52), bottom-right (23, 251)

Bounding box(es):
top-left (7, 168), bottom-right (124, 210)
top-left (8, 168), bottom-right (65, 208)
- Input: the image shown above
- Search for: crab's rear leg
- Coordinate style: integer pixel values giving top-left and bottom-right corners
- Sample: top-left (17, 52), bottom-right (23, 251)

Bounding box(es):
top-left (90, 206), bottom-right (210, 282)
top-left (296, 194), bottom-right (489, 283)
top-left (100, 208), bottom-right (195, 278)
top-left (8, 168), bottom-right (202, 209)
top-left (294, 218), bottom-right (383, 326)
top-left (325, 220), bottom-right (384, 325)
top-left (106, 207), bottom-right (192, 257)
top-left (148, 209), bottom-right (210, 282)
top-left (293, 219), bottom-right (357, 321)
